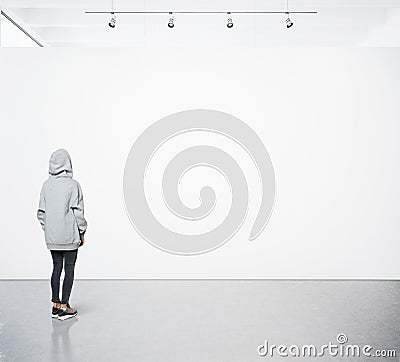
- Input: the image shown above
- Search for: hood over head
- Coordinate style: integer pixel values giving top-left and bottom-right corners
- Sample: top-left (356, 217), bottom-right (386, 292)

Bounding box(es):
top-left (49, 149), bottom-right (73, 177)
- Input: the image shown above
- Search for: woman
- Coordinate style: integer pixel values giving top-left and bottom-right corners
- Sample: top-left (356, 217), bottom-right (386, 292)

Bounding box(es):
top-left (37, 149), bottom-right (87, 321)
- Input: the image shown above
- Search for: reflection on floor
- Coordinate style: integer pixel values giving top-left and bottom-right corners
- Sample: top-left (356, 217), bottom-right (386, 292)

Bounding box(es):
top-left (0, 281), bottom-right (399, 361)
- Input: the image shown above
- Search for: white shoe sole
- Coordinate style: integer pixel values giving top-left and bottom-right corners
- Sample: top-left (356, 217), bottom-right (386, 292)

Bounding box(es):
top-left (58, 312), bottom-right (77, 321)
top-left (51, 314), bottom-right (58, 318)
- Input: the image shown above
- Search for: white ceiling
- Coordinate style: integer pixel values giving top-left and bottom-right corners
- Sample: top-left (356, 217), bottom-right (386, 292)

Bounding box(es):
top-left (2, 0), bottom-right (400, 47)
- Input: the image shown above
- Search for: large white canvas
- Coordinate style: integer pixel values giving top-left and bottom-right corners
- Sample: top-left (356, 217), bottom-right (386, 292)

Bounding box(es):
top-left (0, 48), bottom-right (399, 279)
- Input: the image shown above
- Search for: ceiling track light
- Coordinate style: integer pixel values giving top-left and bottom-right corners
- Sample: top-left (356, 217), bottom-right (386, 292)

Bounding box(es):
top-left (285, 0), bottom-right (294, 28)
top-left (168, 12), bottom-right (175, 28)
top-left (91, 9), bottom-right (317, 30)
top-left (227, 12), bottom-right (233, 28)
top-left (285, 12), bottom-right (293, 28)
top-left (109, 12), bottom-right (116, 28)
top-left (108, 0), bottom-right (116, 28)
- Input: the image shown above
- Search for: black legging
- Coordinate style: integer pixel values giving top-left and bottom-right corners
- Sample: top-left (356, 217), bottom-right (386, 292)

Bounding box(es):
top-left (50, 249), bottom-right (78, 304)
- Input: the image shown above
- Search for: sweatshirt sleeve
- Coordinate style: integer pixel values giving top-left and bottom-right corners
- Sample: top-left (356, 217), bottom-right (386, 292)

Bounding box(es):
top-left (37, 187), bottom-right (46, 231)
top-left (71, 182), bottom-right (88, 239)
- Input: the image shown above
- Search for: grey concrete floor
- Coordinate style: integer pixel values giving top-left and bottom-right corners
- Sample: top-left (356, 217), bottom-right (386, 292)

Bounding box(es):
top-left (0, 281), bottom-right (399, 362)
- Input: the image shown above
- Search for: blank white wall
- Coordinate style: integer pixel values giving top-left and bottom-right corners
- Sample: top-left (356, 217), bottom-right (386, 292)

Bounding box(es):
top-left (0, 48), bottom-right (399, 279)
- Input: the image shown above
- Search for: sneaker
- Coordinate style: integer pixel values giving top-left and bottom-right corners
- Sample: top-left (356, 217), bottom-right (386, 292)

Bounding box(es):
top-left (52, 303), bottom-right (70, 318)
top-left (58, 305), bottom-right (78, 321)
top-left (51, 306), bottom-right (60, 318)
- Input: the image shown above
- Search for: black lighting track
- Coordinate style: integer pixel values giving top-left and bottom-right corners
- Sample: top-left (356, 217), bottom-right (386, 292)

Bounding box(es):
top-left (85, 11), bottom-right (317, 14)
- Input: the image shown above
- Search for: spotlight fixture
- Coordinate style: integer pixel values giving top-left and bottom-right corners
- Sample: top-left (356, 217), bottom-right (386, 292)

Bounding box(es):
top-left (109, 12), bottom-right (116, 28)
top-left (85, 9), bottom-right (318, 30)
top-left (227, 12), bottom-right (233, 28)
top-left (285, 12), bottom-right (293, 28)
top-left (168, 12), bottom-right (175, 28)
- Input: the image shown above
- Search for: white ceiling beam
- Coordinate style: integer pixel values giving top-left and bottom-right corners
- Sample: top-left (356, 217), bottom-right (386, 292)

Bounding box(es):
top-left (30, 23), bottom-right (372, 43)
top-left (43, 25), bottom-right (373, 47)
top-left (3, 0), bottom-right (400, 10)
top-left (10, 8), bottom-right (107, 27)
top-left (32, 25), bottom-right (145, 42)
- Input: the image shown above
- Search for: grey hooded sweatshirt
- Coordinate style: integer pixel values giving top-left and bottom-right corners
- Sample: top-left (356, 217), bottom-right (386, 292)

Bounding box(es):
top-left (37, 149), bottom-right (87, 250)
